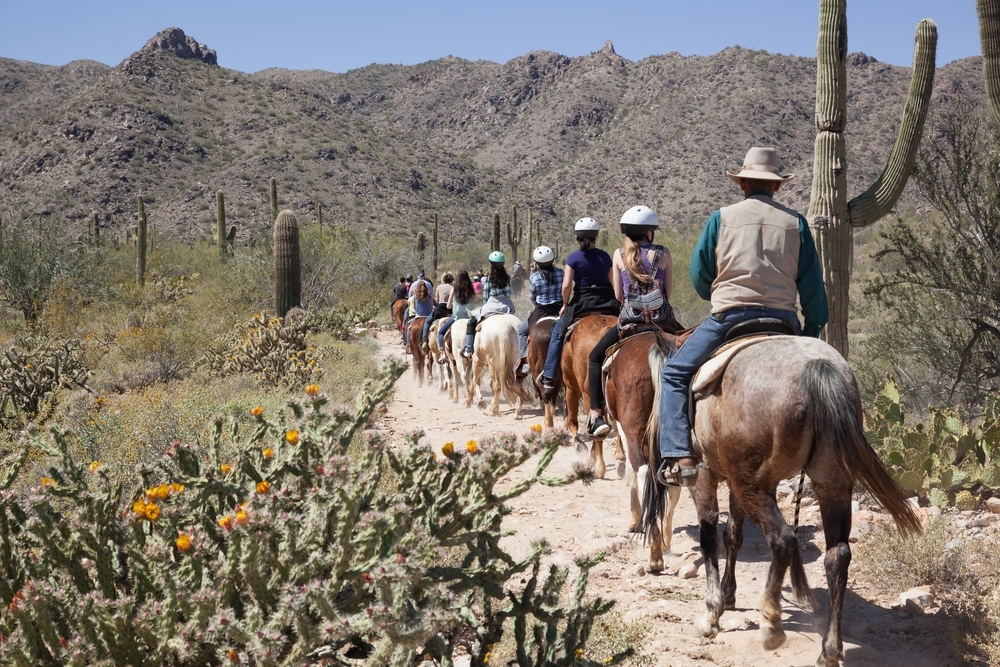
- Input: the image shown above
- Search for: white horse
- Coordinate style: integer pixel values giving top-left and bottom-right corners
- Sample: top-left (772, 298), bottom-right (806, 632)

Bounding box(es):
top-left (465, 314), bottom-right (530, 418)
top-left (444, 316), bottom-right (469, 404)
top-left (428, 319), bottom-right (453, 395)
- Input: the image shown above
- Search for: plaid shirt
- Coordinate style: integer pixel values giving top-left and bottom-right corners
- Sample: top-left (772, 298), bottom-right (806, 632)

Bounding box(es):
top-left (529, 268), bottom-right (564, 306)
top-left (481, 277), bottom-right (512, 302)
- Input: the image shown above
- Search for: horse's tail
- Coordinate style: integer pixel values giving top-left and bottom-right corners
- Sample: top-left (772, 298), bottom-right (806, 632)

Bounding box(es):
top-left (639, 334), bottom-right (670, 545)
top-left (498, 318), bottom-right (531, 406)
top-left (801, 358), bottom-right (921, 537)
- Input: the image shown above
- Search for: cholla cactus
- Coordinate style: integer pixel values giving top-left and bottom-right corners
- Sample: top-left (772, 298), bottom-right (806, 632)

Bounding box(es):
top-left (0, 334), bottom-right (91, 427)
top-left (200, 313), bottom-right (321, 387)
top-left (0, 361), bottom-right (626, 667)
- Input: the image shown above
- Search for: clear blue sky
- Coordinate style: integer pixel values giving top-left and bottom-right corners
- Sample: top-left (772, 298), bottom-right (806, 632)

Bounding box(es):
top-left (0, 1), bottom-right (981, 73)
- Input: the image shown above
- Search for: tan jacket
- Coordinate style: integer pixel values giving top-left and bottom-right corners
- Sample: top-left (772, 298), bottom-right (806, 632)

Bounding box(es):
top-left (710, 195), bottom-right (802, 313)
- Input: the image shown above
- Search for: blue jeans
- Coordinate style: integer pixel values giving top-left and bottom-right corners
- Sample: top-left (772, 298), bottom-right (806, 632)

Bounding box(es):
top-left (658, 306), bottom-right (802, 459)
top-left (518, 319), bottom-right (530, 359)
top-left (438, 317), bottom-right (455, 349)
top-left (541, 314), bottom-right (567, 380)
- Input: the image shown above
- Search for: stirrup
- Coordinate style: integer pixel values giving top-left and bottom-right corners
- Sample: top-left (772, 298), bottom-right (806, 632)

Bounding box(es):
top-left (656, 458), bottom-right (699, 487)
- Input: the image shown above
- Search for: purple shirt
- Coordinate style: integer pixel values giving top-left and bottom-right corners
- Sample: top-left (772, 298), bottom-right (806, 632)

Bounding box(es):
top-left (566, 248), bottom-right (613, 288)
top-left (621, 243), bottom-right (667, 294)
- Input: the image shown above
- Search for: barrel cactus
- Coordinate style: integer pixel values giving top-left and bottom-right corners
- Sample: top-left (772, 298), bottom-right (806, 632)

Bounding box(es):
top-left (273, 210), bottom-right (301, 318)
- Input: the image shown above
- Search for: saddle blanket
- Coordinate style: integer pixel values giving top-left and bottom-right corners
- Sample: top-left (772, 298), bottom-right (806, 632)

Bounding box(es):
top-left (692, 335), bottom-right (790, 394)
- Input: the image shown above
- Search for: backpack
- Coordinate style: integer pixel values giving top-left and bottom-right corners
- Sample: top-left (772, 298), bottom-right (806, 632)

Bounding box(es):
top-left (618, 245), bottom-right (677, 329)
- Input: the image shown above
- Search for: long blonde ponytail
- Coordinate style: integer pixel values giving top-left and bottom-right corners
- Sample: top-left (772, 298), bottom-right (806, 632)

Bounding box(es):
top-left (622, 235), bottom-right (652, 284)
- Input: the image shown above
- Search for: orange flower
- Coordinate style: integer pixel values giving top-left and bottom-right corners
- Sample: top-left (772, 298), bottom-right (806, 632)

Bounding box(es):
top-left (227, 648), bottom-right (239, 663)
top-left (262, 447), bottom-right (273, 460)
top-left (251, 406), bottom-right (264, 418)
top-left (530, 423), bottom-right (543, 433)
top-left (143, 503), bottom-right (160, 521)
top-left (315, 465), bottom-right (325, 474)
top-left (234, 507), bottom-right (248, 526)
top-left (169, 483), bottom-right (185, 494)
top-left (256, 480), bottom-right (271, 494)
top-left (466, 440), bottom-right (478, 454)
top-left (305, 384), bottom-right (320, 397)
top-left (132, 497), bottom-right (147, 516)
top-left (146, 484), bottom-right (170, 501)
top-left (285, 430), bottom-right (299, 445)
top-left (220, 463), bottom-right (232, 474)
top-left (441, 442), bottom-right (454, 457)
top-left (40, 477), bottom-right (55, 487)
top-left (218, 515), bottom-right (233, 531)
top-left (176, 534), bottom-right (192, 551)
top-left (89, 461), bottom-right (103, 472)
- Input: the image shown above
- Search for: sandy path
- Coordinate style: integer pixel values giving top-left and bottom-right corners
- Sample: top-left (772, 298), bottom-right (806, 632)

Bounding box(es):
top-left (374, 331), bottom-right (961, 667)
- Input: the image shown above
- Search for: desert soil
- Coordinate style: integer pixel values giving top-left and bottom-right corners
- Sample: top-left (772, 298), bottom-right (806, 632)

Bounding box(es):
top-left (374, 331), bottom-right (963, 667)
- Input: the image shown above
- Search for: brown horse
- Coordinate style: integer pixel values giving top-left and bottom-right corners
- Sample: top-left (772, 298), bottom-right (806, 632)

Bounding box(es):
top-left (549, 313), bottom-right (625, 480)
top-left (634, 333), bottom-right (920, 666)
top-left (605, 330), bottom-right (681, 573)
top-left (526, 316), bottom-right (561, 429)
top-left (392, 299), bottom-right (407, 333)
top-left (406, 316), bottom-right (433, 387)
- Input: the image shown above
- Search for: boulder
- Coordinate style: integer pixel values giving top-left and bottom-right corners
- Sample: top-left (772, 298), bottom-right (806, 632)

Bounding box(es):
top-left (986, 496), bottom-right (1000, 515)
top-left (899, 586), bottom-right (935, 614)
top-left (679, 563), bottom-right (700, 579)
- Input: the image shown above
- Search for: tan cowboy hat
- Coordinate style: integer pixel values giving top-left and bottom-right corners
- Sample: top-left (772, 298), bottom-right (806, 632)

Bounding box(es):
top-left (727, 147), bottom-right (795, 184)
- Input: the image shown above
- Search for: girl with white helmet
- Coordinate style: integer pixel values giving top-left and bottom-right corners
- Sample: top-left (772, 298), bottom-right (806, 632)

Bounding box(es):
top-left (538, 218), bottom-right (619, 418)
top-left (461, 250), bottom-right (516, 358)
top-left (585, 205), bottom-right (681, 438)
top-left (515, 245), bottom-right (565, 375)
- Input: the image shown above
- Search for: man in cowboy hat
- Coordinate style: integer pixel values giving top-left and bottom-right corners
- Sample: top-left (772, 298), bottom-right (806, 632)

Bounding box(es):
top-left (656, 147), bottom-right (828, 487)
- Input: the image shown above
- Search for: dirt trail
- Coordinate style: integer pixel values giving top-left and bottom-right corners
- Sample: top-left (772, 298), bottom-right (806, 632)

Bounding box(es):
top-left (374, 331), bottom-right (960, 667)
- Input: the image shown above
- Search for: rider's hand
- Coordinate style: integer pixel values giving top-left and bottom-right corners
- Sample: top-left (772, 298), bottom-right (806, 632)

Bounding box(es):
top-left (558, 306), bottom-right (566, 316)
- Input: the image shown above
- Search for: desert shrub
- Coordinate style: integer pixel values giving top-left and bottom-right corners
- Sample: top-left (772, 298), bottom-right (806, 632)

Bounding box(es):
top-left (200, 313), bottom-right (323, 387)
top-left (866, 378), bottom-right (1000, 507)
top-left (0, 362), bottom-right (630, 666)
top-left (854, 519), bottom-right (1000, 666)
top-left (0, 331), bottom-right (91, 429)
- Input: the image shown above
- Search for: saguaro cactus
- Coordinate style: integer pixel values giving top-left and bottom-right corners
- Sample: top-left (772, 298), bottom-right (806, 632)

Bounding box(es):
top-left (807, 0), bottom-right (936, 357)
top-left (432, 213), bottom-right (439, 279)
top-left (273, 210), bottom-right (301, 318)
top-left (317, 202), bottom-right (323, 233)
top-left (269, 177), bottom-right (278, 220)
top-left (979, 0), bottom-right (1000, 126)
top-left (506, 205), bottom-right (523, 264)
top-left (136, 196), bottom-right (147, 287)
top-left (492, 213), bottom-right (501, 253)
top-left (529, 209), bottom-right (540, 251)
top-left (416, 231), bottom-right (427, 265)
top-left (216, 190), bottom-right (227, 259)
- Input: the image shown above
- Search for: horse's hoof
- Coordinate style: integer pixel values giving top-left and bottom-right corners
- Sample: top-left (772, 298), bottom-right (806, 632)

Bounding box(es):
top-left (724, 597), bottom-right (736, 611)
top-left (695, 615), bottom-right (719, 638)
top-left (616, 461), bottom-right (626, 479)
top-left (762, 628), bottom-right (786, 651)
top-left (648, 558), bottom-right (664, 573)
top-left (575, 440), bottom-right (588, 454)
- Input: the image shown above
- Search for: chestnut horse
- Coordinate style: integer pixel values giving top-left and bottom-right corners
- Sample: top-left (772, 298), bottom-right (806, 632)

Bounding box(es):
top-left (406, 316), bottom-right (433, 387)
top-left (605, 330), bottom-right (681, 573)
top-left (465, 314), bottom-right (530, 418)
top-left (633, 333), bottom-right (920, 666)
top-left (392, 299), bottom-right (407, 333)
top-left (526, 316), bottom-right (561, 429)
top-left (546, 313), bottom-right (625, 480)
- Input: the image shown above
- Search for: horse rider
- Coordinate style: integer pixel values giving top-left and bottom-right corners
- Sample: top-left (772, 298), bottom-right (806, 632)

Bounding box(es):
top-left (587, 206), bottom-right (681, 438)
top-left (461, 251), bottom-right (516, 358)
top-left (403, 280), bottom-right (435, 352)
top-left (437, 270), bottom-right (476, 362)
top-left (391, 276), bottom-right (408, 309)
top-left (517, 245), bottom-right (564, 377)
top-left (404, 274), bottom-right (414, 293)
top-left (419, 272), bottom-right (455, 351)
top-left (408, 269), bottom-right (433, 298)
top-left (656, 146), bottom-right (828, 486)
top-left (538, 218), bottom-right (619, 392)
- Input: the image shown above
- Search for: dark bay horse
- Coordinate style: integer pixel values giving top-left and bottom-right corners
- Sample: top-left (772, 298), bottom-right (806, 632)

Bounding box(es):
top-left (551, 313), bottom-right (625, 479)
top-left (631, 333), bottom-right (919, 666)
top-left (406, 316), bottom-right (433, 387)
top-left (526, 316), bottom-right (560, 429)
top-left (392, 299), bottom-right (407, 333)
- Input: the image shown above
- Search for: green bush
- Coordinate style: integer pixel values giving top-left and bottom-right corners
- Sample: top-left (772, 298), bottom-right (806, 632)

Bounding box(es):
top-left (866, 378), bottom-right (1000, 507)
top-left (0, 361), bottom-right (629, 667)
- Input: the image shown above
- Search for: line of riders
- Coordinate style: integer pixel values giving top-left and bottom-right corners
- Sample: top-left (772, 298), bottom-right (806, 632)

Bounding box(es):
top-left (389, 147), bottom-right (829, 491)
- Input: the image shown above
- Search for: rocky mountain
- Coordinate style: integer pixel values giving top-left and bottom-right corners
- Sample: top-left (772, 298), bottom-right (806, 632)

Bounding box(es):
top-left (0, 28), bottom-right (987, 247)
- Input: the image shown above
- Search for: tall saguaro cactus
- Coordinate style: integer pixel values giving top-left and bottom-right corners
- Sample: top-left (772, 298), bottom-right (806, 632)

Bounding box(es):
top-left (492, 213), bottom-right (501, 253)
top-left (506, 205), bottom-right (523, 263)
top-left (273, 210), bottom-right (301, 318)
top-left (136, 196), bottom-right (147, 287)
top-left (979, 0), bottom-right (1000, 126)
top-left (807, 0), bottom-right (936, 357)
top-left (432, 213), bottom-right (439, 279)
top-left (91, 212), bottom-right (100, 247)
top-left (416, 231), bottom-right (427, 266)
top-left (269, 177), bottom-right (278, 220)
top-left (216, 190), bottom-right (227, 260)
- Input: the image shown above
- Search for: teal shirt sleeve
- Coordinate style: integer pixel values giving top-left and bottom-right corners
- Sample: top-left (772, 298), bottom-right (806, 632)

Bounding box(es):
top-left (689, 210), bottom-right (721, 301)
top-left (796, 216), bottom-right (828, 337)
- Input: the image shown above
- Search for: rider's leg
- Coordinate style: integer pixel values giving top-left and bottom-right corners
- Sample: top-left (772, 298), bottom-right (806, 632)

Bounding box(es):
top-left (517, 318), bottom-right (530, 360)
top-left (586, 327), bottom-right (620, 437)
top-left (462, 316), bottom-right (478, 358)
top-left (438, 317), bottom-right (454, 350)
top-left (420, 314), bottom-right (434, 348)
top-left (540, 313), bottom-right (567, 386)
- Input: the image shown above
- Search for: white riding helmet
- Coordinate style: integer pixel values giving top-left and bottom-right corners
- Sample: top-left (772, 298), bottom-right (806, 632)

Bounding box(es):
top-left (574, 217), bottom-right (600, 239)
top-left (620, 206), bottom-right (659, 234)
top-left (532, 245), bottom-right (555, 264)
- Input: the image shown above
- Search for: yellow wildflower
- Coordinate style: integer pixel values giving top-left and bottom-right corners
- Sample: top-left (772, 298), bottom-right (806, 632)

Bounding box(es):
top-left (251, 406), bottom-right (264, 418)
top-left (234, 507), bottom-right (248, 526)
top-left (143, 503), bottom-right (160, 521)
top-left (176, 534), bottom-right (192, 552)
top-left (574, 649), bottom-right (583, 660)
top-left (40, 477), bottom-right (55, 487)
top-left (466, 440), bottom-right (478, 454)
top-left (256, 480), bottom-right (271, 494)
top-left (220, 463), bottom-right (232, 474)
top-left (218, 515), bottom-right (233, 531)
top-left (305, 384), bottom-right (320, 397)
top-left (89, 461), bottom-right (103, 472)
top-left (262, 447), bottom-right (273, 459)
top-left (132, 497), bottom-right (147, 516)
top-left (169, 483), bottom-right (185, 494)
top-left (441, 442), bottom-right (454, 457)
top-left (146, 484), bottom-right (170, 501)
top-left (285, 429), bottom-right (299, 445)
top-left (530, 423), bottom-right (543, 433)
